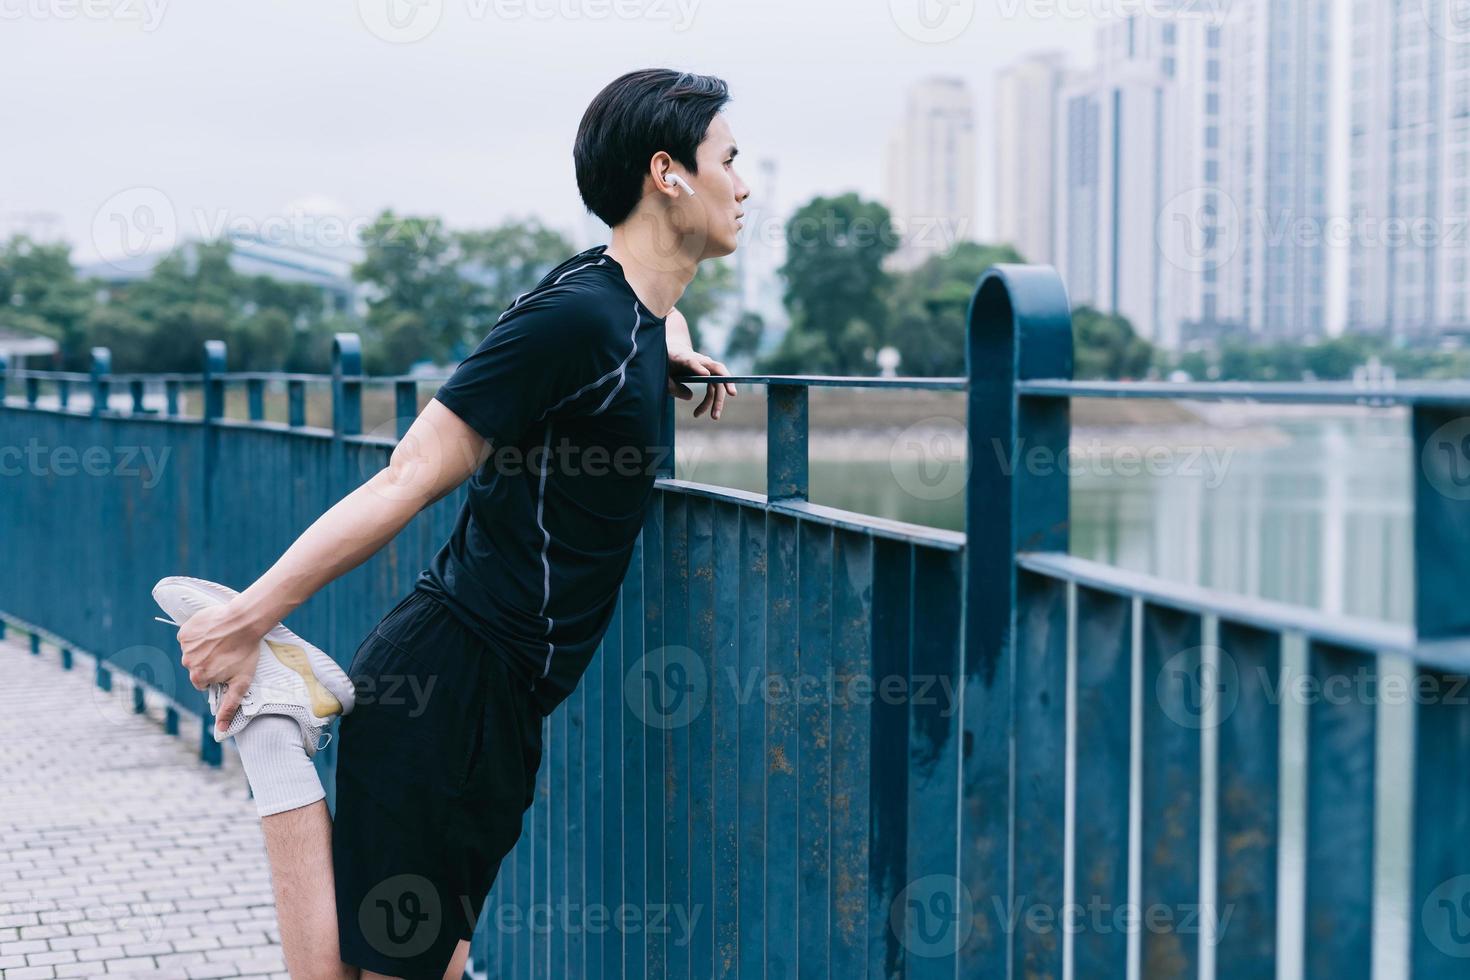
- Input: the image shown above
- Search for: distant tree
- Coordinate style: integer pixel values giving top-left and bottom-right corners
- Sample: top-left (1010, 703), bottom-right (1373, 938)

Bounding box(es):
top-left (723, 311), bottom-right (765, 365)
top-left (765, 193), bottom-right (897, 374)
top-left (458, 218), bottom-right (576, 325)
top-left (101, 240), bottom-right (329, 372)
top-left (1072, 306), bottom-right (1153, 380)
top-left (0, 236), bottom-right (96, 369)
top-left (354, 213), bottom-right (477, 371)
top-left (356, 212), bottom-right (583, 372)
top-left (885, 241), bottom-right (1024, 376)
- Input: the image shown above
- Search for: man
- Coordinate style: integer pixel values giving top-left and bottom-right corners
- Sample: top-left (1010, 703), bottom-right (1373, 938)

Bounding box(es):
top-left (156, 68), bottom-right (748, 979)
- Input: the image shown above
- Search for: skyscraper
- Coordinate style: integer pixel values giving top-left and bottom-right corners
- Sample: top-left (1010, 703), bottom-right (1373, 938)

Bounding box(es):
top-left (1348, 1), bottom-right (1470, 340)
top-left (883, 77), bottom-right (977, 270)
top-left (995, 52), bottom-right (1070, 267)
top-left (1049, 2), bottom-right (1331, 348)
top-left (1055, 12), bottom-right (1231, 348)
top-left (1229, 0), bottom-right (1332, 341)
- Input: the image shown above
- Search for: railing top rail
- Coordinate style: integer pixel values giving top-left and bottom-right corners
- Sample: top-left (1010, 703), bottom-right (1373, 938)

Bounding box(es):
top-left (1019, 378), bottom-right (1470, 406)
top-left (20, 366), bottom-right (1470, 404)
top-left (3, 365), bottom-right (969, 391)
top-left (656, 477), bottom-right (967, 551)
top-left (1015, 551), bottom-right (1470, 671)
top-left (5, 370), bottom-right (95, 383)
top-left (664, 374), bottom-right (968, 390)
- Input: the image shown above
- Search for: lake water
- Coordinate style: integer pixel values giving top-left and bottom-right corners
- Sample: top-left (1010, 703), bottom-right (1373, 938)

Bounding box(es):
top-left (676, 410), bottom-right (1420, 979)
top-left (677, 411), bottom-right (1412, 623)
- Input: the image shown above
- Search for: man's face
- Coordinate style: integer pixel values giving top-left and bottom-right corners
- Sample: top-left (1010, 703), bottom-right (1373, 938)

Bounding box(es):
top-left (684, 113), bottom-right (749, 259)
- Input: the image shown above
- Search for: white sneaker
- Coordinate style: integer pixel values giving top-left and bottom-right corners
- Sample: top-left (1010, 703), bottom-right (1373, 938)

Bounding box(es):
top-left (151, 575), bottom-right (356, 757)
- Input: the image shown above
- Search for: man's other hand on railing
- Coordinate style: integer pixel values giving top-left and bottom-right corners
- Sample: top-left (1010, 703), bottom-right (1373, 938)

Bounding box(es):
top-left (665, 306), bottom-right (737, 421)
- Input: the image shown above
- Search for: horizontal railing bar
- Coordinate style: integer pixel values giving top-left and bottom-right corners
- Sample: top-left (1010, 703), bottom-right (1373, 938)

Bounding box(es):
top-left (100, 372), bottom-right (204, 383)
top-left (655, 477), bottom-right (965, 550)
top-left (6, 370), bottom-right (95, 382)
top-left (1016, 552), bottom-right (1419, 659)
top-left (1019, 379), bottom-right (1470, 407)
top-left (6, 367), bottom-right (968, 391)
top-left (666, 374), bottom-right (967, 390)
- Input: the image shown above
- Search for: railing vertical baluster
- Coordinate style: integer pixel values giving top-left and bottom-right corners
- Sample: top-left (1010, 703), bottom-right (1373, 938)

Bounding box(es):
top-left (130, 378), bottom-right (146, 414)
top-left (203, 341), bottom-right (226, 423)
top-left (1303, 640), bottom-right (1375, 978)
top-left (657, 387), bottom-right (676, 479)
top-left (1013, 569), bottom-right (1067, 977)
top-left (60, 647), bottom-right (72, 670)
top-left (766, 383), bottom-right (807, 501)
top-left (90, 347), bottom-right (111, 417)
top-left (0, 353), bottom-right (8, 404)
top-left (1072, 585), bottom-right (1133, 975)
top-left (247, 378), bottom-right (265, 422)
top-left (332, 334), bottom-right (362, 437)
top-left (58, 377), bottom-right (70, 410)
top-left (395, 380), bottom-right (417, 437)
top-left (165, 379), bottom-right (179, 416)
top-left (29, 632), bottom-right (40, 656)
top-left (963, 265), bottom-right (1073, 974)
top-left (199, 340), bottom-right (227, 768)
top-left (1214, 621), bottom-right (1282, 975)
top-left (288, 379), bottom-right (305, 427)
top-left (1140, 602), bottom-right (1204, 978)
top-left (1410, 402), bottom-right (1470, 974)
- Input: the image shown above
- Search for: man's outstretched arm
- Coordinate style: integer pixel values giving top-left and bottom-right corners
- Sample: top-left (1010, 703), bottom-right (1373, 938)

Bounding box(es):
top-left (176, 398), bottom-right (490, 730)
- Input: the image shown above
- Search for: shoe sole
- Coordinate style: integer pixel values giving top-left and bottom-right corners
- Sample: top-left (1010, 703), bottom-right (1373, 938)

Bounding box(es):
top-left (151, 575), bottom-right (356, 718)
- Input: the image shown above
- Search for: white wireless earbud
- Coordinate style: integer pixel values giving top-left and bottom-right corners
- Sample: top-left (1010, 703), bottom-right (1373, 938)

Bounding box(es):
top-left (663, 173), bottom-right (696, 197)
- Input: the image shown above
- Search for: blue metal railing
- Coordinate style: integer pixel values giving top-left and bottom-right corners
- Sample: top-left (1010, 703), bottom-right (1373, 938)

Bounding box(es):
top-left (2, 264), bottom-right (1468, 977)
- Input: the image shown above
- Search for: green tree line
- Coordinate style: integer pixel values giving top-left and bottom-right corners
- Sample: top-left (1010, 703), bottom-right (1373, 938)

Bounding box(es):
top-left (7, 196), bottom-right (1455, 381)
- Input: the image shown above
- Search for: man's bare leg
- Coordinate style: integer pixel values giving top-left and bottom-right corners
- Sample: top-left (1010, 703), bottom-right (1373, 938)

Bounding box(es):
top-left (260, 801), bottom-right (355, 980)
top-left (259, 802), bottom-right (471, 980)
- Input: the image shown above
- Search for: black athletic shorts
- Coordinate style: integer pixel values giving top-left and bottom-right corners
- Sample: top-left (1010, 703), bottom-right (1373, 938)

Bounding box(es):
top-left (332, 588), bottom-right (543, 979)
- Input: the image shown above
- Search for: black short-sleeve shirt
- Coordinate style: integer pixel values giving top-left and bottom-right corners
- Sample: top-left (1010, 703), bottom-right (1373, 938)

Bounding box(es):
top-left (414, 245), bottom-right (669, 715)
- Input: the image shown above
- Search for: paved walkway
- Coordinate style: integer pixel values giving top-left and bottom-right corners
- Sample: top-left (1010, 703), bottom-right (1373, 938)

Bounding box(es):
top-left (0, 632), bottom-right (288, 979)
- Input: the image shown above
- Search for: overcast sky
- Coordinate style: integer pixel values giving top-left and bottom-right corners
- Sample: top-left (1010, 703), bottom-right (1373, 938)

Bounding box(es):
top-left (2, 0), bottom-right (1101, 264)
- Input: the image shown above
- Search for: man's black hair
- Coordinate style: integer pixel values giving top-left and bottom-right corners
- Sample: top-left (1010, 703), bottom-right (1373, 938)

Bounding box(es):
top-left (574, 69), bottom-right (731, 228)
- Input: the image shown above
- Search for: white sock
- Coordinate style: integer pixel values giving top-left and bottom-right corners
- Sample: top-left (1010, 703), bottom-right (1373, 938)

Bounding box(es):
top-left (231, 714), bottom-right (326, 818)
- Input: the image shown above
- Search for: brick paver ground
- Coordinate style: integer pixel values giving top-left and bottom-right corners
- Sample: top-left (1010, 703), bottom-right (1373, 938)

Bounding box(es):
top-left (0, 632), bottom-right (288, 979)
